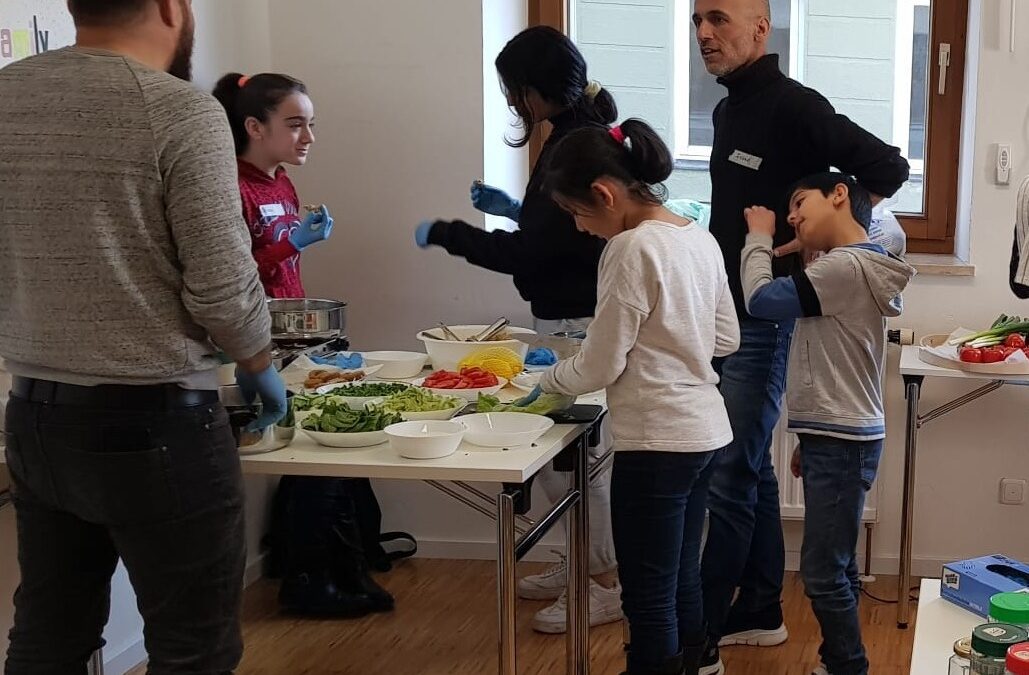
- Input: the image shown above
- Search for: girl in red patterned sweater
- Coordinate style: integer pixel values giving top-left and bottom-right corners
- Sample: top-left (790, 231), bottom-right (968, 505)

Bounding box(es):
top-left (213, 72), bottom-right (333, 298)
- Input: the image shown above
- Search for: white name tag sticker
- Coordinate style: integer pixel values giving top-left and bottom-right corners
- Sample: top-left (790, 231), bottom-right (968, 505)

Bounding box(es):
top-left (728, 150), bottom-right (764, 170)
top-left (259, 203), bottom-right (286, 218)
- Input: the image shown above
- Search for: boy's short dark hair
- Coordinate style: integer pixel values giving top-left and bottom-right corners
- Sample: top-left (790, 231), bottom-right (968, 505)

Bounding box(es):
top-left (67, 0), bottom-right (149, 26)
top-left (790, 172), bottom-right (873, 230)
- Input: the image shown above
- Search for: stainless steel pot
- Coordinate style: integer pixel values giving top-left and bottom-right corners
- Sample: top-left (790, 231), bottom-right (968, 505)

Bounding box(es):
top-left (267, 298), bottom-right (347, 341)
top-left (219, 386), bottom-right (296, 454)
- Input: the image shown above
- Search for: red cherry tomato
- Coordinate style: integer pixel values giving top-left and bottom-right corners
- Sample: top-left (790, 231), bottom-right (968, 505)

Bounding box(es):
top-left (1004, 333), bottom-right (1027, 348)
top-left (981, 346), bottom-right (1006, 363)
top-left (959, 347), bottom-right (983, 363)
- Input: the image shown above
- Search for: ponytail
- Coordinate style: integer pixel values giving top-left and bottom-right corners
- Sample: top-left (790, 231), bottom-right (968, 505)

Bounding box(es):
top-left (544, 118), bottom-right (673, 206)
top-left (212, 72), bottom-right (308, 155)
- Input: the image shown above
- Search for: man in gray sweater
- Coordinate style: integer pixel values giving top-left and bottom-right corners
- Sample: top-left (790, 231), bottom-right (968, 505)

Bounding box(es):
top-left (0, 1), bottom-right (285, 672)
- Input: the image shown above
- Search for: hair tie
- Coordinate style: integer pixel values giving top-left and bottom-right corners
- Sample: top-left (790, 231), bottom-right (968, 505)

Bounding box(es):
top-left (609, 125), bottom-right (627, 145)
top-left (584, 80), bottom-right (602, 100)
top-left (238, 75), bottom-right (250, 88)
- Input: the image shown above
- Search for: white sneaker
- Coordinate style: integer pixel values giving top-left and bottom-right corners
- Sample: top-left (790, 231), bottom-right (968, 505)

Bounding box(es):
top-left (518, 554), bottom-right (567, 600)
top-left (811, 665), bottom-right (830, 675)
top-left (718, 623), bottom-right (789, 647)
top-left (530, 580), bottom-right (624, 634)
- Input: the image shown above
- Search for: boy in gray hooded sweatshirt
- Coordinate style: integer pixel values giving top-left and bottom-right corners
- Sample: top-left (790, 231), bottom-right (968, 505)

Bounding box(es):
top-left (740, 173), bottom-right (915, 675)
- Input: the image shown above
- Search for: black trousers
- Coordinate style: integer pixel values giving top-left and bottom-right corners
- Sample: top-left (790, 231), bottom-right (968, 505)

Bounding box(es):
top-left (3, 390), bottom-right (245, 675)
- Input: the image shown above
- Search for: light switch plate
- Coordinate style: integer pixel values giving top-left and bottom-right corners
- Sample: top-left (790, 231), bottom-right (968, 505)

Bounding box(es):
top-left (998, 144), bottom-right (1012, 185)
top-left (1000, 478), bottom-right (1026, 505)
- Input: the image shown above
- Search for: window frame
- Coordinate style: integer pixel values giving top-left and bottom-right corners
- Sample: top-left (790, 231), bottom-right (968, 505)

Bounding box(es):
top-left (533, 0), bottom-right (968, 254)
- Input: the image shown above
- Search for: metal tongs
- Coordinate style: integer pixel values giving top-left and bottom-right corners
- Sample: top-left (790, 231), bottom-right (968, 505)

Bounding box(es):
top-left (468, 317), bottom-right (509, 342)
top-left (437, 322), bottom-right (463, 341)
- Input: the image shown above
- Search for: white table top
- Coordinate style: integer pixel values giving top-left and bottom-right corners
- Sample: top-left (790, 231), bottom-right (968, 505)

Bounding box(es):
top-left (910, 579), bottom-right (982, 675)
top-left (240, 394), bottom-right (606, 484)
top-left (899, 345), bottom-right (1029, 382)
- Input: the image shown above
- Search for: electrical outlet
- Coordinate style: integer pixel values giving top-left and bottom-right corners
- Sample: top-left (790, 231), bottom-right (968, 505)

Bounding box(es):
top-left (1000, 478), bottom-right (1027, 505)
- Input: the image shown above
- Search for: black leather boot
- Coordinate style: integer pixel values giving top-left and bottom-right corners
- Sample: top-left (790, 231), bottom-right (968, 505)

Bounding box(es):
top-left (279, 570), bottom-right (375, 617)
top-left (278, 477), bottom-right (380, 617)
top-left (327, 480), bottom-right (395, 612)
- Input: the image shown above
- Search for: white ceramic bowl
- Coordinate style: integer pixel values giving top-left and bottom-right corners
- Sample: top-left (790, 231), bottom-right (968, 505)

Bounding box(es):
top-left (385, 420), bottom-right (466, 459)
top-left (302, 429), bottom-right (388, 448)
top-left (416, 325), bottom-right (536, 372)
top-left (459, 412), bottom-right (555, 448)
top-left (397, 405), bottom-right (465, 422)
top-left (418, 377), bottom-right (509, 402)
top-left (362, 351), bottom-right (429, 380)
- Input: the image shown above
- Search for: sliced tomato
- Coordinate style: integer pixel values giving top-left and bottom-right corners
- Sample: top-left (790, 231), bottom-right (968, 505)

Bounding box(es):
top-left (959, 347), bottom-right (983, 363)
top-left (1005, 333), bottom-right (1027, 348)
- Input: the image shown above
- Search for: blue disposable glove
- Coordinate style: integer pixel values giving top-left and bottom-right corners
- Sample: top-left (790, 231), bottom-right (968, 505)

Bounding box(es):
top-left (415, 220), bottom-right (435, 248)
top-left (512, 385), bottom-right (543, 408)
top-left (235, 364), bottom-right (289, 432)
top-left (311, 353), bottom-right (363, 370)
top-left (289, 204), bottom-right (334, 251)
top-left (470, 182), bottom-right (521, 221)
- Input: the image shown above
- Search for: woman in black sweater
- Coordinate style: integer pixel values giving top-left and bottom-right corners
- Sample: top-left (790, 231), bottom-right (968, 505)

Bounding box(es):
top-left (414, 26), bottom-right (623, 634)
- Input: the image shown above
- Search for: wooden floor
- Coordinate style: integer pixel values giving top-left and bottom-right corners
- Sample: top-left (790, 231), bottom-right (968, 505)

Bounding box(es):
top-left (129, 560), bottom-right (918, 674)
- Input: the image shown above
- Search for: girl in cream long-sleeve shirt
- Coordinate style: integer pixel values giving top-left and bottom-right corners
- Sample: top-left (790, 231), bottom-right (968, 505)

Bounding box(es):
top-left (531, 118), bottom-right (739, 675)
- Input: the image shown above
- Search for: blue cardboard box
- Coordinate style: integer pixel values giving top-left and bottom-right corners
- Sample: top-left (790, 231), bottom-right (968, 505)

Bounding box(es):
top-left (941, 554), bottom-right (1029, 618)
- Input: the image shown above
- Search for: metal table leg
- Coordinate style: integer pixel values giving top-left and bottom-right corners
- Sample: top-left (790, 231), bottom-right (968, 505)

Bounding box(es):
top-left (497, 490), bottom-right (518, 675)
top-left (565, 434), bottom-right (590, 675)
top-left (897, 375), bottom-right (923, 628)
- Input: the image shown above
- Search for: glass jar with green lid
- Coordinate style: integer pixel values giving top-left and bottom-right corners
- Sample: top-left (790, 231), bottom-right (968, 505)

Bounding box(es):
top-left (991, 593), bottom-right (1029, 629)
top-left (972, 624), bottom-right (1029, 675)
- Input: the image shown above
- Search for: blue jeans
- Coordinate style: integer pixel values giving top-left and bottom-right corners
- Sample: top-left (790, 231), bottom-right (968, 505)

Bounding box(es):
top-left (611, 450), bottom-right (717, 671)
top-left (702, 318), bottom-right (793, 639)
top-left (799, 434), bottom-right (883, 675)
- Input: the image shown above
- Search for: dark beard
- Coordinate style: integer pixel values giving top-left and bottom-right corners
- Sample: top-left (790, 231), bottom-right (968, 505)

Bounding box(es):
top-left (167, 0), bottom-right (194, 81)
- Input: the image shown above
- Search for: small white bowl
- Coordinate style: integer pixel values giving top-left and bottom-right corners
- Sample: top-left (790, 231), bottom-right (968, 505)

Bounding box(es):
top-left (417, 377), bottom-right (509, 402)
top-left (302, 429), bottom-right (388, 448)
top-left (385, 420), bottom-right (466, 459)
top-left (398, 405), bottom-right (465, 422)
top-left (362, 351), bottom-right (429, 379)
top-left (459, 412), bottom-right (555, 448)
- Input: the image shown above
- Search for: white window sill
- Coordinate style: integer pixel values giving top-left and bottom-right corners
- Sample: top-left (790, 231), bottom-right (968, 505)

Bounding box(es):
top-left (906, 253), bottom-right (975, 276)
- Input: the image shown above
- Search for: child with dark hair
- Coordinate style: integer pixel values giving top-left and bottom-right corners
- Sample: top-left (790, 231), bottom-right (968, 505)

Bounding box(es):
top-left (741, 173), bottom-right (916, 675)
top-left (520, 117), bottom-right (740, 675)
top-left (415, 26), bottom-right (626, 634)
top-left (213, 72), bottom-right (332, 298)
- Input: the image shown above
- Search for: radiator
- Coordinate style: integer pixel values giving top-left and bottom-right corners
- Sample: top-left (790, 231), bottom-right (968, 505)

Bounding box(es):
top-left (771, 414), bottom-right (880, 523)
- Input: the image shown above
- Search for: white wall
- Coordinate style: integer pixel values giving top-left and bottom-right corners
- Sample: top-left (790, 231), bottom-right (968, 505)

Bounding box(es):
top-left (482, 0), bottom-right (530, 233)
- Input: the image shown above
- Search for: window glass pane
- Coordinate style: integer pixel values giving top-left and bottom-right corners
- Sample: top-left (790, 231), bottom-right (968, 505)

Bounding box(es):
top-left (909, 5), bottom-right (930, 162)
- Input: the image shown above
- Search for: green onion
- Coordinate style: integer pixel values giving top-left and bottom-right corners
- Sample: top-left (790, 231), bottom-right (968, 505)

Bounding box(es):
top-left (949, 314), bottom-right (1029, 346)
